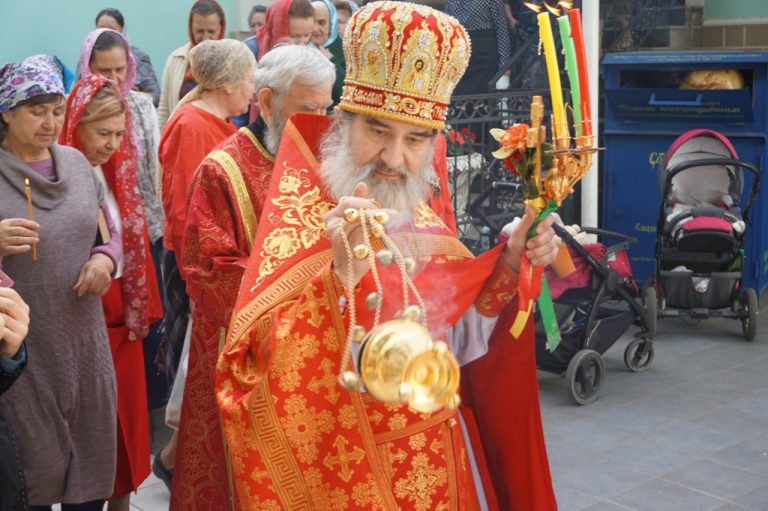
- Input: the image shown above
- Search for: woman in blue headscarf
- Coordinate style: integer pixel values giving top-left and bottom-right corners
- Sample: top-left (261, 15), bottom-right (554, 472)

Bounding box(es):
top-left (310, 0), bottom-right (345, 104)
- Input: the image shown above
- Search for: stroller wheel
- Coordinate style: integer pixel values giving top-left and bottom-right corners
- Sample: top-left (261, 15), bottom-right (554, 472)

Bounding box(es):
top-left (624, 338), bottom-right (654, 372)
top-left (741, 288), bottom-right (758, 342)
top-left (565, 349), bottom-right (604, 405)
top-left (642, 286), bottom-right (658, 339)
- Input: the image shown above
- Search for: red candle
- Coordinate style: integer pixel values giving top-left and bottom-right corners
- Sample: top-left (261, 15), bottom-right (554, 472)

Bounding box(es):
top-left (568, 8), bottom-right (591, 137)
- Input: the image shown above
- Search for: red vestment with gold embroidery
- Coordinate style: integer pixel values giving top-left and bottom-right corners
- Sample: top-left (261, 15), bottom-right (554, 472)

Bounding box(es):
top-left (172, 127), bottom-right (275, 510)
top-left (217, 114), bottom-right (557, 510)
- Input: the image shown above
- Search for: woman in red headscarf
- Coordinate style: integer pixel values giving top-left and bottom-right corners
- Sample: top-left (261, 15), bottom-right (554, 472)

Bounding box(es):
top-left (246, 0), bottom-right (315, 125)
top-left (59, 75), bottom-right (162, 511)
top-left (257, 0), bottom-right (315, 58)
top-left (157, 0), bottom-right (226, 129)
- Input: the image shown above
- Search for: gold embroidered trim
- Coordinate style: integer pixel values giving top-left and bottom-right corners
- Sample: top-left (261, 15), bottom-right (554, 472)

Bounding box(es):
top-left (230, 250), bottom-right (333, 343)
top-left (340, 101), bottom-right (445, 131)
top-left (209, 149), bottom-right (258, 251)
top-left (442, 422), bottom-right (459, 510)
top-left (239, 126), bottom-right (275, 163)
top-left (249, 379), bottom-right (314, 510)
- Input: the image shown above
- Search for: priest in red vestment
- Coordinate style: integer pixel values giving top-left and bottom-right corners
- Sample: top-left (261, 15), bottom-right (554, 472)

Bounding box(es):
top-left (172, 45), bottom-right (335, 510)
top-left (218, 2), bottom-right (559, 509)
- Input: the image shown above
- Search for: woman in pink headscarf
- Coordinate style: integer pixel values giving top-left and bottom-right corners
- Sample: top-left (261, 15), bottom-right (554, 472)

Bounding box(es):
top-left (77, 29), bottom-right (164, 253)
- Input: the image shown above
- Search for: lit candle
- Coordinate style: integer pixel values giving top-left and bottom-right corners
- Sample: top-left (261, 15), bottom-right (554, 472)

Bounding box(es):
top-left (568, 8), bottom-right (591, 137)
top-left (557, 15), bottom-right (582, 136)
top-left (537, 12), bottom-right (567, 140)
top-left (24, 177), bottom-right (37, 261)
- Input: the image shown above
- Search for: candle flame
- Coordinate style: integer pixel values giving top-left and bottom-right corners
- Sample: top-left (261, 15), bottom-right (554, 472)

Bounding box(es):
top-left (544, 3), bottom-right (561, 16)
top-left (524, 2), bottom-right (542, 13)
top-left (25, 177), bottom-right (30, 186)
top-left (558, 1), bottom-right (574, 10)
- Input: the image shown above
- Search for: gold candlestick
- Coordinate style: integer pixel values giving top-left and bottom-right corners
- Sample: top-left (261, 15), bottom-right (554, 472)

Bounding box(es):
top-left (24, 178), bottom-right (37, 261)
top-left (538, 97), bottom-right (600, 207)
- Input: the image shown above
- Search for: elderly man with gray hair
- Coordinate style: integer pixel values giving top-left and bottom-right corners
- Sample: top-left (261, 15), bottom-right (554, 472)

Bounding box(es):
top-left (168, 44), bottom-right (335, 510)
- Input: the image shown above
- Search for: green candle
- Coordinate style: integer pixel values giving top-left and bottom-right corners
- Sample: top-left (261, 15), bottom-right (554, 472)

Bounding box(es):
top-left (557, 15), bottom-right (582, 136)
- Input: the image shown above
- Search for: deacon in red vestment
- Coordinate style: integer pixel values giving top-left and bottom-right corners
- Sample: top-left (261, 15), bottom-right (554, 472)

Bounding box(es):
top-left (218, 3), bottom-right (559, 510)
top-left (172, 45), bottom-right (336, 510)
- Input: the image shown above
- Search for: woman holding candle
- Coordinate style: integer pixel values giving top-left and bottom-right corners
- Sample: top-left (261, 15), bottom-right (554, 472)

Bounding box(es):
top-left (59, 75), bottom-right (163, 511)
top-left (0, 55), bottom-right (120, 510)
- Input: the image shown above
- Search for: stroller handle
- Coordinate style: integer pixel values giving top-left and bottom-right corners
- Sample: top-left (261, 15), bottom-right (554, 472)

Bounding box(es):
top-left (579, 227), bottom-right (638, 244)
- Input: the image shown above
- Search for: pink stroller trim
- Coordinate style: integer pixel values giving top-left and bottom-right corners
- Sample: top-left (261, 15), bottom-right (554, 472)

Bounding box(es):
top-left (663, 128), bottom-right (739, 170)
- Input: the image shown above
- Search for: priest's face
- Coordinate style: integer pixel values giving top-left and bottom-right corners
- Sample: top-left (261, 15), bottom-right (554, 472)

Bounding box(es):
top-left (262, 79), bottom-right (332, 154)
top-left (347, 114), bottom-right (436, 180)
top-left (319, 113), bottom-right (436, 216)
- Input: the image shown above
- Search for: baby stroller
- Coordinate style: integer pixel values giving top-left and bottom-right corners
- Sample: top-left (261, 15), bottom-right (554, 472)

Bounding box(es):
top-left (469, 182), bottom-right (654, 405)
top-left (644, 129), bottom-right (760, 340)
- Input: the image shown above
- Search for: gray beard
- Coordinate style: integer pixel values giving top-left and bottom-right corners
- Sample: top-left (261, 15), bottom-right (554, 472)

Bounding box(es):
top-left (264, 113), bottom-right (286, 155)
top-left (318, 119), bottom-right (435, 221)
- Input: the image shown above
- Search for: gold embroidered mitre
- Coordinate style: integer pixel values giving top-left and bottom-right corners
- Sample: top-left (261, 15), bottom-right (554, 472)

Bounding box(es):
top-left (339, 1), bottom-right (471, 129)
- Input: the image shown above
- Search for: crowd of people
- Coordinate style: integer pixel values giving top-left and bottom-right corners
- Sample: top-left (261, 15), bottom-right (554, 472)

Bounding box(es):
top-left (0, 1), bottom-right (561, 510)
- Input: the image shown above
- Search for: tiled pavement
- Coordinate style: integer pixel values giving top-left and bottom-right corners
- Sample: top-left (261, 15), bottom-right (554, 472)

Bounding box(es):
top-left (540, 308), bottom-right (768, 511)
top-left (125, 307), bottom-right (768, 510)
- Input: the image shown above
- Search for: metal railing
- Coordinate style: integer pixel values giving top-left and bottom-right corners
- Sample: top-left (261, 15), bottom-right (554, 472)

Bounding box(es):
top-left (445, 88), bottom-right (553, 249)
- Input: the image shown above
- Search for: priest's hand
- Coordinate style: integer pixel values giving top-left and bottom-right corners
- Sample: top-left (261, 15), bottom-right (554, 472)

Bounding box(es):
top-left (74, 253), bottom-right (114, 297)
top-left (502, 206), bottom-right (559, 271)
top-left (0, 287), bottom-right (29, 359)
top-left (0, 218), bottom-right (39, 257)
top-left (326, 183), bottom-right (397, 288)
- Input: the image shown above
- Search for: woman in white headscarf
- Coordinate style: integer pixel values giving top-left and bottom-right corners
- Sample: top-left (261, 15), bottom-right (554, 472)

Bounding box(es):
top-left (153, 38), bottom-right (256, 487)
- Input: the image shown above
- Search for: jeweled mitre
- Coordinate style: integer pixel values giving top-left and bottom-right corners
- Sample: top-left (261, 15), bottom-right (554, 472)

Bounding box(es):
top-left (340, 1), bottom-right (471, 129)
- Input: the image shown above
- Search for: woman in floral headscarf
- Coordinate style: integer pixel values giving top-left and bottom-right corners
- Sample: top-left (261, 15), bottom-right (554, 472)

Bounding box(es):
top-left (78, 29), bottom-right (164, 265)
top-left (59, 75), bottom-right (162, 511)
top-left (0, 55), bottom-right (119, 510)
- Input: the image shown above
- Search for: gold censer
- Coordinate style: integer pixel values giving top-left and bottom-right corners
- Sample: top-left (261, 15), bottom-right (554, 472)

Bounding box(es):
top-left (337, 208), bottom-right (461, 414)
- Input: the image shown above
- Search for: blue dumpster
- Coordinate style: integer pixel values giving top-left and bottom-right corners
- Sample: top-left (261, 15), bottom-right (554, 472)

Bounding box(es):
top-left (601, 50), bottom-right (768, 297)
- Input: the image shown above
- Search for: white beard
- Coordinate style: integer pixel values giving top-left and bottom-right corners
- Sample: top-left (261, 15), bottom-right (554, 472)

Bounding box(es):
top-left (318, 118), bottom-right (436, 222)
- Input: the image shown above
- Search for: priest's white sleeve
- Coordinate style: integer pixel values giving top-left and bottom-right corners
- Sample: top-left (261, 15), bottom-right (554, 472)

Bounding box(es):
top-left (446, 305), bottom-right (499, 366)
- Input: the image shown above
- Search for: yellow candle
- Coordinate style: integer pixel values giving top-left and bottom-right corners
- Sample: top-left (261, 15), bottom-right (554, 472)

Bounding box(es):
top-left (537, 12), bottom-right (567, 140)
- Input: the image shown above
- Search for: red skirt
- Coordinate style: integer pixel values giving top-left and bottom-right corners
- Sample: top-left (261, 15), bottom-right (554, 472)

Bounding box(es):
top-left (103, 279), bottom-right (152, 496)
